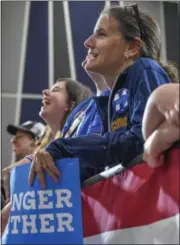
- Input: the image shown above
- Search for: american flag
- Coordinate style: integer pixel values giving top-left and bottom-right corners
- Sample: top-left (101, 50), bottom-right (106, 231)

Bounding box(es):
top-left (82, 146), bottom-right (179, 244)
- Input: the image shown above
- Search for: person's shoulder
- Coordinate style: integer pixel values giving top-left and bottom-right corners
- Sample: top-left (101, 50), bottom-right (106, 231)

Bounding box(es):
top-left (73, 97), bottom-right (93, 112)
top-left (64, 97), bottom-right (93, 125)
top-left (124, 58), bottom-right (165, 81)
top-left (99, 88), bottom-right (110, 96)
top-left (136, 58), bottom-right (166, 74)
top-left (61, 97), bottom-right (94, 135)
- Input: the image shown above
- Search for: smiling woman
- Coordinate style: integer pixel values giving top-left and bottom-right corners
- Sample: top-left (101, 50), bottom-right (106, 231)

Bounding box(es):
top-left (84, 15), bottom-right (130, 82)
top-left (40, 78), bottom-right (92, 135)
top-left (28, 3), bottom-right (179, 189)
top-left (36, 78), bottom-right (93, 150)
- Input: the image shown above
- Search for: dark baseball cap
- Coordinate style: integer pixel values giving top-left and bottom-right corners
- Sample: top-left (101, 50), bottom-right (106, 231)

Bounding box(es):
top-left (7, 121), bottom-right (45, 140)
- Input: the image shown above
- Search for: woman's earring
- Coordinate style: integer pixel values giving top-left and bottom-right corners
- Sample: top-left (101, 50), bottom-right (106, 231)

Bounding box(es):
top-left (64, 108), bottom-right (70, 112)
top-left (125, 54), bottom-right (129, 61)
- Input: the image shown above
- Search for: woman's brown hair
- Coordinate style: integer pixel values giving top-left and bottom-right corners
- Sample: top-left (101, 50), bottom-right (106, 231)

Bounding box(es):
top-left (101, 4), bottom-right (179, 83)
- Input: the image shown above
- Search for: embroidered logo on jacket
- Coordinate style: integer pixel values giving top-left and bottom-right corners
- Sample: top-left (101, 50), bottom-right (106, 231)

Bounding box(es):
top-left (112, 116), bottom-right (128, 131)
top-left (113, 88), bottom-right (129, 115)
top-left (111, 88), bottom-right (129, 131)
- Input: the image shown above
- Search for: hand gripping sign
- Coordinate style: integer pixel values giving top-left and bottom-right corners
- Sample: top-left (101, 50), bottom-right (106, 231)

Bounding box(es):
top-left (2, 158), bottom-right (83, 244)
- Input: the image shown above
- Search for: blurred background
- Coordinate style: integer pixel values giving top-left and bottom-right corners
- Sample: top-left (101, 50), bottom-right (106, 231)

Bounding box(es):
top-left (1, 1), bottom-right (179, 168)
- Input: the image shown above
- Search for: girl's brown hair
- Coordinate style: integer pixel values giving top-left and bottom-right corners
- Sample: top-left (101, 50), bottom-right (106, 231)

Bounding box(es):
top-left (35, 78), bottom-right (93, 152)
top-left (58, 77), bottom-right (93, 106)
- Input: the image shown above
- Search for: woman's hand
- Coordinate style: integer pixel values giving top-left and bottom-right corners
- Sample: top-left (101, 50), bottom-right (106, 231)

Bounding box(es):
top-left (154, 84), bottom-right (179, 127)
top-left (1, 202), bottom-right (11, 236)
top-left (143, 130), bottom-right (165, 168)
top-left (2, 158), bottom-right (31, 202)
top-left (28, 149), bottom-right (60, 189)
top-left (143, 121), bottom-right (179, 168)
top-left (162, 98), bottom-right (179, 127)
top-left (142, 83), bottom-right (179, 142)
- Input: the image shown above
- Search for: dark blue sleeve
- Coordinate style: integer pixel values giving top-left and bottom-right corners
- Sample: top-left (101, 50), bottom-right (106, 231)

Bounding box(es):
top-left (46, 69), bottom-right (171, 168)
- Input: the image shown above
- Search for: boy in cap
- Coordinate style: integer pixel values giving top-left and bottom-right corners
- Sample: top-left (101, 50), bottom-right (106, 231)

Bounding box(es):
top-left (7, 121), bottom-right (45, 161)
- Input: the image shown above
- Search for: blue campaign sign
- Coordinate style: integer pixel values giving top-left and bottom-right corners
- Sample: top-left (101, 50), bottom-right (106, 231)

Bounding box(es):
top-left (2, 158), bottom-right (83, 244)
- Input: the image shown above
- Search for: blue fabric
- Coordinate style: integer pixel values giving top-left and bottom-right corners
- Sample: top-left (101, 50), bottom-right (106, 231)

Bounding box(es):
top-left (46, 58), bottom-right (171, 180)
top-left (2, 159), bottom-right (83, 244)
top-left (62, 88), bottom-right (110, 137)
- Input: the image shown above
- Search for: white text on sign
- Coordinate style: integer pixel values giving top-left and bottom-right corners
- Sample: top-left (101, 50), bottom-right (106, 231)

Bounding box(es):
top-left (8, 189), bottom-right (74, 234)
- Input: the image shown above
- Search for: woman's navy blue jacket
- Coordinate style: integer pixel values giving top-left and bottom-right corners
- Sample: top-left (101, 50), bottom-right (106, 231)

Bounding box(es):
top-left (45, 58), bottom-right (171, 181)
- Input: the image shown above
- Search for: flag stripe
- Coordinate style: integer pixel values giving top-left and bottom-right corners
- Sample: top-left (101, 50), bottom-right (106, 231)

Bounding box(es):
top-left (82, 147), bottom-right (179, 238)
top-left (84, 214), bottom-right (179, 244)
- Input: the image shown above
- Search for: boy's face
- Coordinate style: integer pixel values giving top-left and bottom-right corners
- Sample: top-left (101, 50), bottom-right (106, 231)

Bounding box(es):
top-left (11, 130), bottom-right (35, 159)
